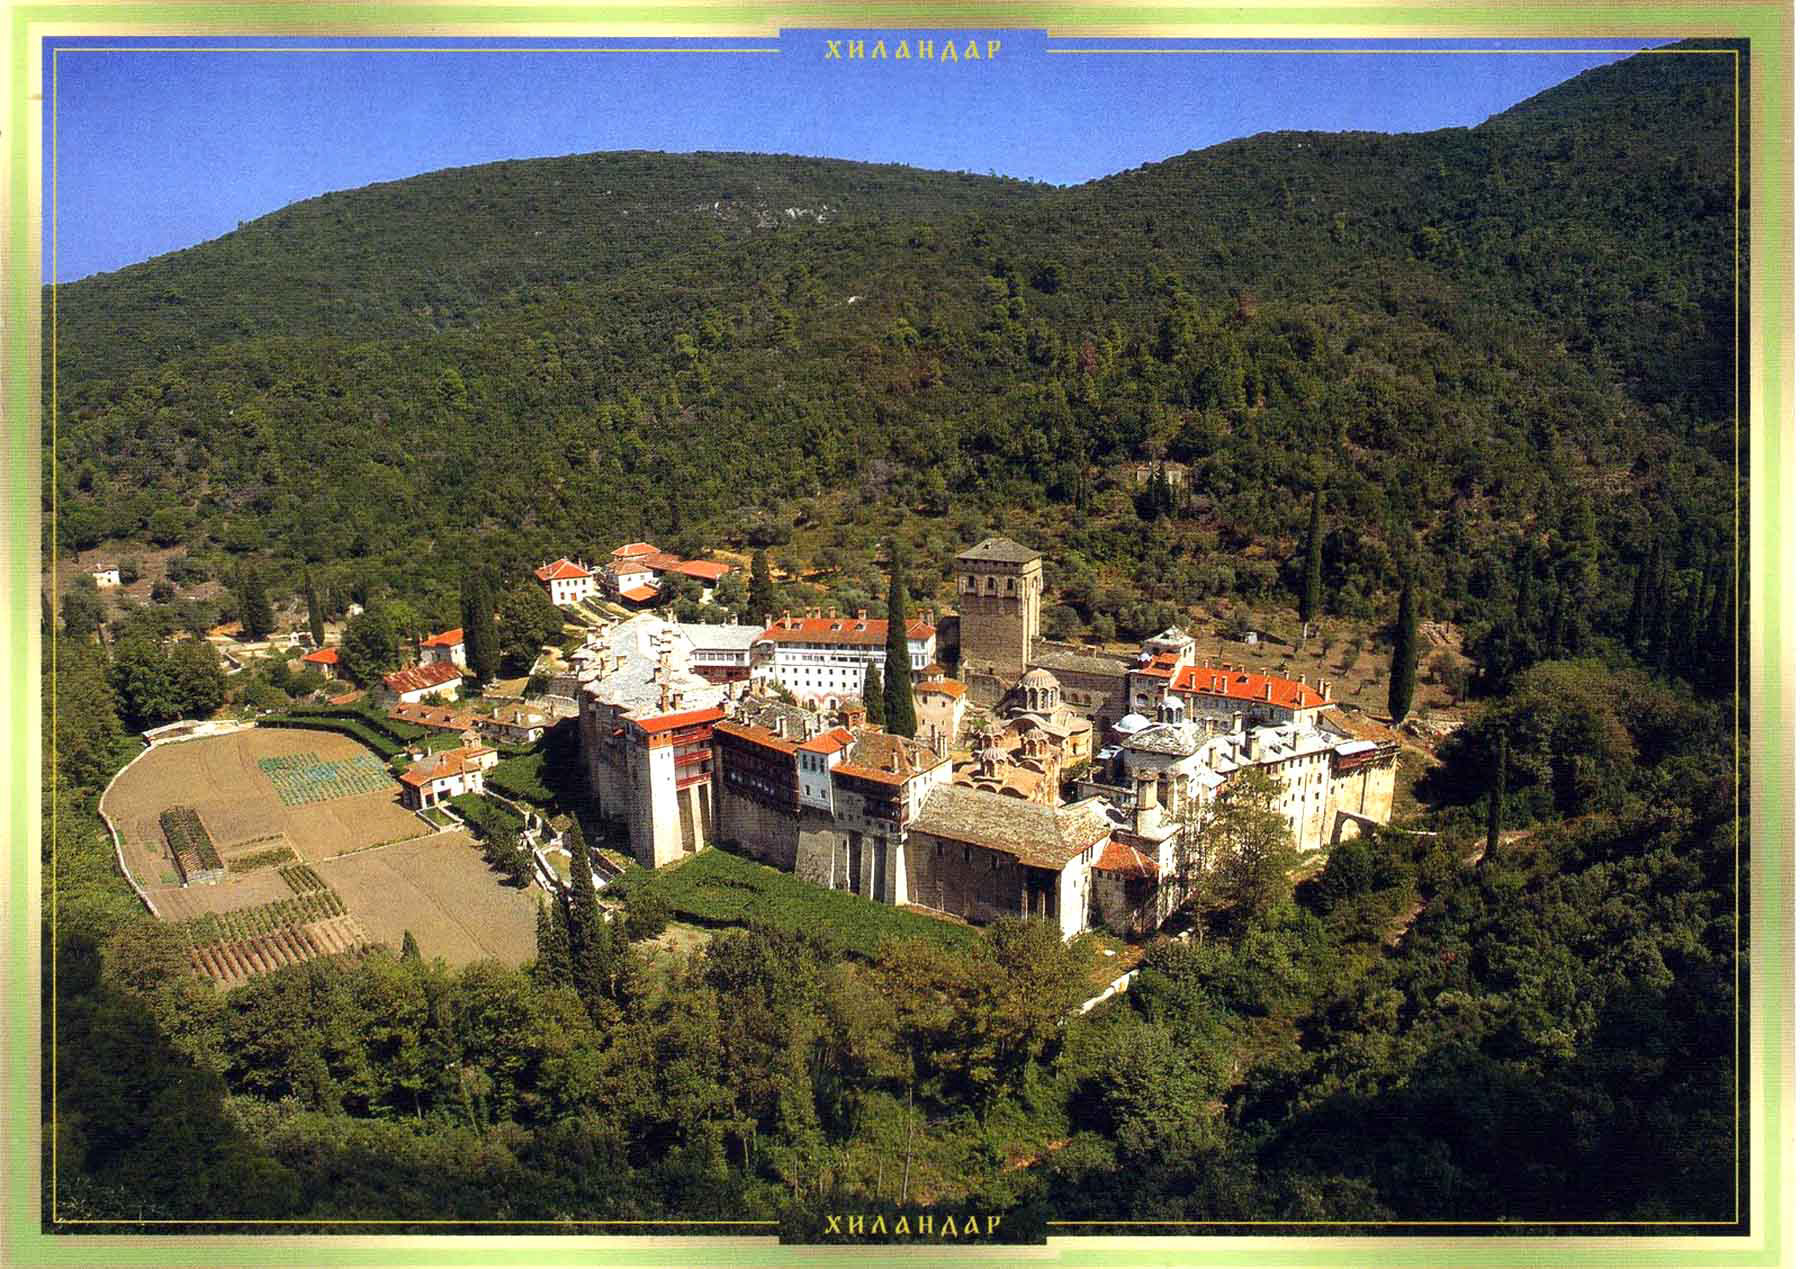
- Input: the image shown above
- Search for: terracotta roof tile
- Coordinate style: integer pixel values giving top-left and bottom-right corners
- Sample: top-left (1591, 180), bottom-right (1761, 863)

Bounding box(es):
top-left (421, 628), bottom-right (464, 648)
top-left (1094, 839), bottom-right (1159, 879)
top-left (1170, 666), bottom-right (1325, 710)
top-left (535, 558), bottom-right (590, 582)
top-left (382, 662), bottom-right (464, 694)
top-left (629, 706), bottom-right (725, 736)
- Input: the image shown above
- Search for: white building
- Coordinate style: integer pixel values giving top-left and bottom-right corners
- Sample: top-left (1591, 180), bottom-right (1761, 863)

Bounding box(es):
top-left (419, 627), bottom-right (468, 671)
top-left (754, 609), bottom-right (937, 710)
top-left (91, 566), bottom-right (121, 589)
top-left (398, 744), bottom-right (498, 810)
top-left (380, 661), bottom-right (464, 705)
top-left (535, 558), bottom-right (597, 607)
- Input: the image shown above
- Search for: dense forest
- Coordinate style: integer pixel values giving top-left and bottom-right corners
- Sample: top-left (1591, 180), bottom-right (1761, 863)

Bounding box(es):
top-left (41, 42), bottom-right (1748, 1235)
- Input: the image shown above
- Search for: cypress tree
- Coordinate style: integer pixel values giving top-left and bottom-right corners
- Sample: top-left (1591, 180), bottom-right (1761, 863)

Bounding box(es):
top-left (462, 569), bottom-right (501, 684)
top-left (1300, 487), bottom-right (1324, 633)
top-left (400, 930), bottom-right (421, 961)
top-left (863, 665), bottom-right (887, 727)
top-left (304, 570), bottom-right (326, 649)
top-left (883, 545), bottom-right (918, 739)
top-left (749, 549), bottom-right (777, 622)
top-left (239, 567), bottom-right (274, 641)
top-left (1625, 545), bottom-right (1655, 651)
top-left (533, 896), bottom-right (572, 986)
top-left (1513, 546), bottom-right (1537, 637)
top-left (1485, 729), bottom-right (1507, 869)
top-left (565, 822), bottom-right (611, 1012)
top-left (1649, 564), bottom-right (1674, 674)
top-left (1387, 574), bottom-right (1418, 725)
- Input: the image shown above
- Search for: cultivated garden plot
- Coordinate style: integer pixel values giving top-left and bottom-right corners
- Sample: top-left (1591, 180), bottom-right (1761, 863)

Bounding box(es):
top-left (314, 832), bottom-right (540, 966)
top-left (256, 751), bottom-right (393, 805)
top-left (102, 727), bottom-right (428, 895)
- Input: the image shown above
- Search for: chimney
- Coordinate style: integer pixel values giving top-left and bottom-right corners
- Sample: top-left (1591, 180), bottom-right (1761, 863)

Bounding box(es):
top-left (1134, 770), bottom-right (1159, 835)
top-left (1264, 682), bottom-right (1273, 702)
top-left (857, 608), bottom-right (868, 622)
top-left (1322, 681), bottom-right (1333, 701)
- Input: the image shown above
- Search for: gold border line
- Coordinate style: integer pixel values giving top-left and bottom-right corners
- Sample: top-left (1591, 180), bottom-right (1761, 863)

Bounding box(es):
top-left (42, 35), bottom-right (1750, 1237)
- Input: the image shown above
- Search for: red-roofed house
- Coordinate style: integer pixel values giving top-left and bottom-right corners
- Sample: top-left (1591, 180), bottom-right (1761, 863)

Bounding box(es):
top-left (754, 608), bottom-right (937, 709)
top-left (603, 541), bottom-right (737, 605)
top-left (535, 558), bottom-right (596, 607)
top-left (1162, 664), bottom-right (1330, 726)
top-left (300, 646), bottom-right (341, 674)
top-left (380, 660), bottom-right (464, 705)
top-left (398, 745), bottom-right (498, 810)
top-left (419, 627), bottom-right (467, 671)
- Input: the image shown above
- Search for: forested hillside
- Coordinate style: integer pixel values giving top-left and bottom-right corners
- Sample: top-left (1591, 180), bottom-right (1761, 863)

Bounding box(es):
top-left (42, 42), bottom-right (1749, 1233)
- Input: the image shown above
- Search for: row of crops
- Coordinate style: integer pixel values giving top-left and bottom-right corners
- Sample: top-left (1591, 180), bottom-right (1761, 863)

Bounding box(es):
top-left (188, 915), bottom-right (369, 989)
top-left (633, 846), bottom-right (976, 959)
top-left (174, 889), bottom-right (346, 948)
top-left (160, 806), bottom-right (223, 881)
top-left (257, 751), bottom-right (393, 805)
top-left (278, 864), bottom-right (328, 895)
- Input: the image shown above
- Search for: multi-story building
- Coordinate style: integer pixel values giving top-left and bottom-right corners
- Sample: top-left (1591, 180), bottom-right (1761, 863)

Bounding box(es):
top-left (380, 661), bottom-right (464, 705)
top-left (712, 701), bottom-right (950, 902)
top-left (577, 616), bottom-right (733, 868)
top-left (536, 558), bottom-right (597, 607)
top-left (905, 787), bottom-right (1114, 940)
top-left (605, 542), bottom-right (737, 605)
top-left (754, 609), bottom-right (936, 710)
top-left (954, 537), bottom-right (1042, 683)
top-left (673, 623), bottom-right (766, 684)
top-left (398, 744), bottom-right (497, 811)
top-left (419, 627), bottom-right (467, 671)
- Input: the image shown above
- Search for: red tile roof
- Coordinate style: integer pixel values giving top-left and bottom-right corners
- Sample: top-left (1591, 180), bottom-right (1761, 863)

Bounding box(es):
top-left (629, 706), bottom-right (726, 736)
top-left (388, 702), bottom-right (476, 732)
top-left (328, 690), bottom-right (364, 706)
top-left (383, 661), bottom-right (464, 694)
top-left (798, 727), bottom-right (857, 755)
top-left (758, 615), bottom-right (935, 646)
top-left (421, 627), bottom-right (464, 649)
top-left (300, 646), bottom-right (339, 666)
top-left (535, 558), bottom-right (590, 582)
top-left (919, 679), bottom-right (966, 699)
top-left (399, 745), bottom-right (494, 788)
top-left (612, 542), bottom-right (658, 559)
top-left (642, 551), bottom-right (686, 572)
top-left (1093, 839), bottom-right (1159, 879)
top-left (619, 584), bottom-right (660, 604)
top-left (669, 559), bottom-right (732, 582)
top-left (1170, 666), bottom-right (1326, 710)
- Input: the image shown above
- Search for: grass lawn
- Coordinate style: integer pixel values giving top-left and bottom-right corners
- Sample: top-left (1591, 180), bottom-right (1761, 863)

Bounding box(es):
top-left (634, 846), bottom-right (978, 959)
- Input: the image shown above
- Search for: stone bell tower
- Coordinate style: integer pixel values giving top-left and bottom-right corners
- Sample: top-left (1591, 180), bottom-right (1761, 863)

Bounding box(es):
top-left (954, 537), bottom-right (1042, 682)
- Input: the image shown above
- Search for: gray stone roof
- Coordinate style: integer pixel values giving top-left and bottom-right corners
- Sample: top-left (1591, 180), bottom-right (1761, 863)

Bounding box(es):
top-left (1028, 641), bottom-right (1132, 678)
top-left (674, 623), bottom-right (766, 652)
top-left (734, 696), bottom-right (822, 740)
top-left (1123, 721), bottom-right (1204, 757)
top-left (911, 786), bottom-right (1112, 870)
top-left (956, 537), bottom-right (1041, 565)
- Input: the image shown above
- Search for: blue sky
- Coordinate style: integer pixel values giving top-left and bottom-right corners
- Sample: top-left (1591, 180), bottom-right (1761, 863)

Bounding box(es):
top-left (43, 32), bottom-right (1662, 283)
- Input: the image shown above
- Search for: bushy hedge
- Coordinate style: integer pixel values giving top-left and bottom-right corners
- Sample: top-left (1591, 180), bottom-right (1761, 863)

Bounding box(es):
top-left (487, 752), bottom-right (553, 805)
top-left (634, 846), bottom-right (975, 959)
top-left (258, 713), bottom-right (405, 759)
top-left (447, 793), bottom-right (526, 841)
